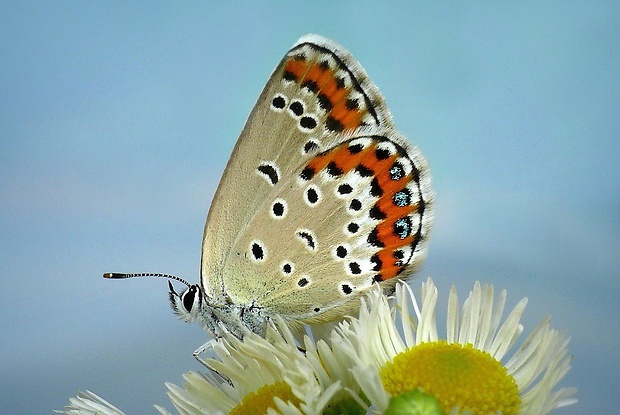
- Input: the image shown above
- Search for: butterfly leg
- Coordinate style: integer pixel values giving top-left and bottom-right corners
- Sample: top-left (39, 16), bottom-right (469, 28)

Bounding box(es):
top-left (192, 339), bottom-right (218, 368)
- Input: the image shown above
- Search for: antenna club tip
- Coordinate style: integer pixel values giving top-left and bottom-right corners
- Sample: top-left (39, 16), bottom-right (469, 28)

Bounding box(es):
top-left (103, 272), bottom-right (124, 279)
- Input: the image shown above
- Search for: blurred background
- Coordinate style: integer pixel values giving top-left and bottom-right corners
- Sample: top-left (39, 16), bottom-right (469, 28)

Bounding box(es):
top-left (1, 2), bottom-right (618, 414)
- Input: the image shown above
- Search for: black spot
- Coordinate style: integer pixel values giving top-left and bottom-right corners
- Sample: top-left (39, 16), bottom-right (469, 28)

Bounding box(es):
top-left (297, 277), bottom-right (309, 287)
top-left (369, 205), bottom-right (387, 220)
top-left (257, 164), bottom-right (279, 185)
top-left (290, 101), bottom-right (304, 116)
top-left (346, 98), bottom-right (359, 110)
top-left (336, 245), bottom-right (348, 258)
top-left (389, 162), bottom-right (406, 180)
top-left (348, 143), bottom-right (364, 154)
top-left (282, 263), bottom-right (292, 274)
top-left (292, 53), bottom-right (306, 61)
top-left (272, 95), bottom-right (286, 109)
top-left (370, 254), bottom-right (383, 271)
top-left (372, 274), bottom-right (383, 283)
top-left (319, 60), bottom-right (330, 69)
top-left (300, 116), bottom-right (317, 130)
top-left (367, 227), bottom-right (385, 247)
top-left (349, 198), bottom-right (362, 211)
top-left (347, 222), bottom-right (360, 233)
top-left (393, 189), bottom-right (411, 207)
top-left (349, 262), bottom-right (361, 275)
top-left (317, 93), bottom-right (333, 111)
top-left (283, 70), bottom-right (297, 82)
top-left (251, 242), bottom-right (264, 261)
top-left (375, 147), bottom-right (391, 160)
top-left (303, 140), bottom-right (319, 154)
top-left (272, 202), bottom-right (285, 217)
top-left (393, 250), bottom-right (405, 259)
top-left (355, 164), bottom-right (374, 177)
top-left (370, 178), bottom-right (383, 197)
top-left (341, 284), bottom-right (353, 295)
top-left (301, 80), bottom-right (318, 93)
top-left (299, 166), bottom-right (316, 181)
top-left (326, 116), bottom-right (344, 132)
top-left (326, 161), bottom-right (343, 177)
top-left (297, 231), bottom-right (316, 250)
top-left (394, 217), bottom-right (412, 239)
top-left (306, 187), bottom-right (319, 204)
top-left (335, 77), bottom-right (346, 89)
top-left (314, 307), bottom-right (321, 312)
top-left (337, 184), bottom-right (353, 195)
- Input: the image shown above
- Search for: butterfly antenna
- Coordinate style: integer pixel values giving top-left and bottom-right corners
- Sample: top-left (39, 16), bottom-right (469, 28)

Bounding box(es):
top-left (103, 272), bottom-right (191, 287)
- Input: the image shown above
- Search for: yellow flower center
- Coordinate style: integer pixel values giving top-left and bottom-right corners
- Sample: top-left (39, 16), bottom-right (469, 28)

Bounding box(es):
top-left (379, 341), bottom-right (520, 415)
top-left (229, 381), bottom-right (301, 415)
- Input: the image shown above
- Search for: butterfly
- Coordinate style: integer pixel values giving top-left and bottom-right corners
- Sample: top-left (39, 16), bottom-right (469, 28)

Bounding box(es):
top-left (105, 34), bottom-right (433, 341)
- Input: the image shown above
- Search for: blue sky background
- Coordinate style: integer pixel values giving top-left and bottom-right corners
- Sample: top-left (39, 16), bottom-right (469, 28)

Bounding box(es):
top-left (1, 2), bottom-right (618, 414)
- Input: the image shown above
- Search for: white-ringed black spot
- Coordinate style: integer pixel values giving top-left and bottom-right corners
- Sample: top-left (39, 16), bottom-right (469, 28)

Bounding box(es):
top-left (289, 100), bottom-right (304, 117)
top-left (314, 307), bottom-right (321, 313)
top-left (347, 222), bottom-right (360, 234)
top-left (305, 185), bottom-right (321, 205)
top-left (337, 183), bottom-right (353, 195)
top-left (296, 230), bottom-right (317, 251)
top-left (341, 283), bottom-right (353, 295)
top-left (375, 147), bottom-right (391, 160)
top-left (394, 217), bottom-right (413, 239)
top-left (299, 166), bottom-right (316, 181)
top-left (349, 198), bottom-right (362, 211)
top-left (348, 262), bottom-right (362, 275)
top-left (336, 245), bottom-right (348, 258)
top-left (257, 163), bottom-right (280, 185)
top-left (297, 277), bottom-right (310, 287)
top-left (271, 199), bottom-right (287, 219)
top-left (300, 115), bottom-right (318, 131)
top-left (271, 94), bottom-right (287, 111)
top-left (282, 262), bottom-right (294, 274)
top-left (393, 189), bottom-right (411, 207)
top-left (303, 140), bottom-right (320, 154)
top-left (250, 241), bottom-right (266, 262)
top-left (348, 143), bottom-right (364, 154)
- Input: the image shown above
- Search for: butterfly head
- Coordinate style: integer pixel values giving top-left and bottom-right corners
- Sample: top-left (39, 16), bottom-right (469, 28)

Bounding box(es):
top-left (168, 281), bottom-right (203, 323)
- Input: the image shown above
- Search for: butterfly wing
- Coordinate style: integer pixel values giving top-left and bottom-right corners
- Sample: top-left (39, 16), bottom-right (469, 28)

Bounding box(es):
top-left (201, 34), bottom-right (432, 323)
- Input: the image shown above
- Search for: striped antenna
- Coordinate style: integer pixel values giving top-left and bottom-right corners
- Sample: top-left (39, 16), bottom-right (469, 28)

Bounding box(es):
top-left (103, 272), bottom-right (191, 287)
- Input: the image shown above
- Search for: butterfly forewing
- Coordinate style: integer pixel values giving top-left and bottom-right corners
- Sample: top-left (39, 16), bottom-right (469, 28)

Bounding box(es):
top-left (201, 34), bottom-right (432, 324)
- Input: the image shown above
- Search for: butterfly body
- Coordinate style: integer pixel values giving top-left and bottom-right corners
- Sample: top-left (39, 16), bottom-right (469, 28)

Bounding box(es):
top-left (108, 34), bottom-right (433, 341)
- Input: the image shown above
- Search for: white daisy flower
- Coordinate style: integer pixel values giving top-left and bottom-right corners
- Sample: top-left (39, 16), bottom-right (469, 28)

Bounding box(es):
top-left (156, 318), bottom-right (365, 415)
top-left (55, 390), bottom-right (125, 415)
top-left (334, 278), bottom-right (576, 415)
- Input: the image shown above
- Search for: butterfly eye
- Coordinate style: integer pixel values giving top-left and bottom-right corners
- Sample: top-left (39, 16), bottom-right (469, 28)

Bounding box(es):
top-left (182, 286), bottom-right (199, 312)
